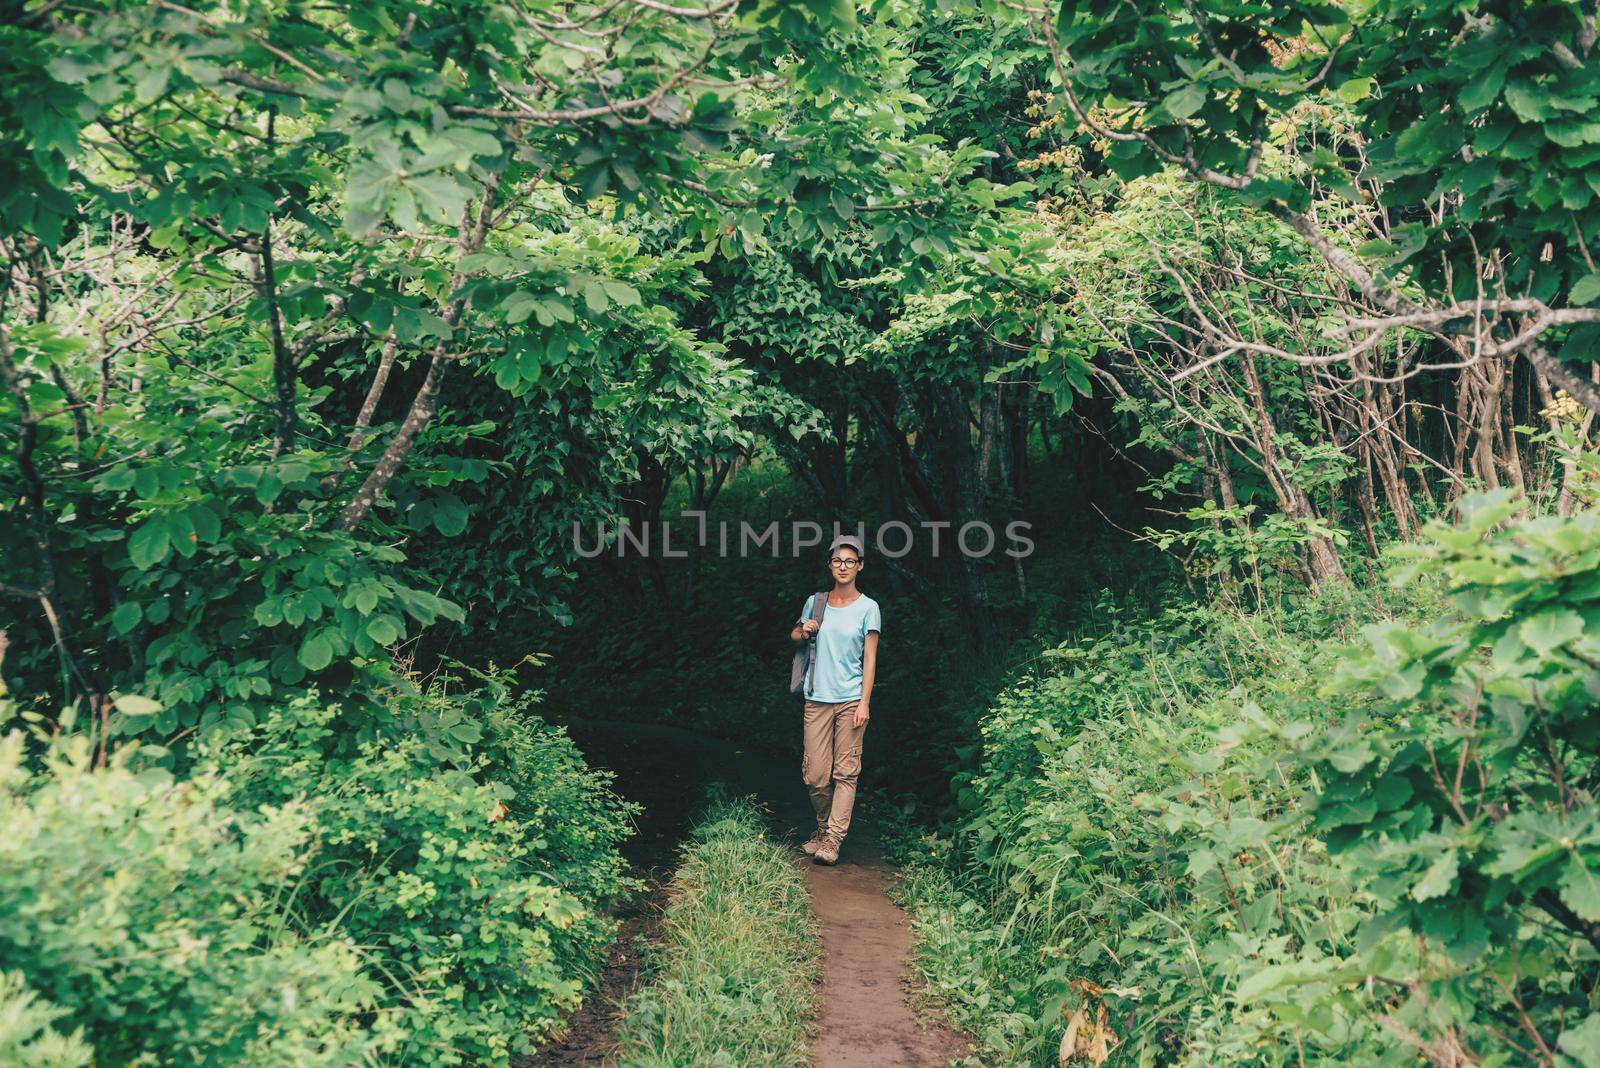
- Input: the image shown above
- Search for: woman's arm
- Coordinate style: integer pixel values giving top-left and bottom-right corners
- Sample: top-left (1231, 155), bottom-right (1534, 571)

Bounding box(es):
top-left (855, 632), bottom-right (878, 727)
top-left (791, 596), bottom-right (819, 645)
top-left (791, 614), bottom-right (819, 645)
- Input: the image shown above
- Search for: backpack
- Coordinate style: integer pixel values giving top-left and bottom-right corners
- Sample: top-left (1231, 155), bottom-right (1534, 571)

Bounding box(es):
top-left (789, 591), bottom-right (830, 699)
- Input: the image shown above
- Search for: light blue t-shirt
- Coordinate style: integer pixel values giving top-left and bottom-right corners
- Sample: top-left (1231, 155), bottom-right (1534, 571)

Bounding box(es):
top-left (796, 592), bottom-right (882, 703)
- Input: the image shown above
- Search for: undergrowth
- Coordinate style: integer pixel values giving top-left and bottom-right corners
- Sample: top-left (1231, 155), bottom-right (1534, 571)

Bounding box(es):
top-left (894, 494), bottom-right (1600, 1065)
top-left (613, 797), bottom-right (820, 1067)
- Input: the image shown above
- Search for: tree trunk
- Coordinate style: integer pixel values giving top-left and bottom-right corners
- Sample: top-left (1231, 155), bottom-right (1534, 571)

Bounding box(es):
top-left (340, 187), bottom-right (499, 531)
top-left (1239, 352), bottom-right (1347, 585)
top-left (930, 382), bottom-right (997, 646)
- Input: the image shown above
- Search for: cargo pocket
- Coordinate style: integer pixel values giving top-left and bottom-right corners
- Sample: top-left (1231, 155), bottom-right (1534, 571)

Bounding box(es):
top-left (835, 740), bottom-right (863, 781)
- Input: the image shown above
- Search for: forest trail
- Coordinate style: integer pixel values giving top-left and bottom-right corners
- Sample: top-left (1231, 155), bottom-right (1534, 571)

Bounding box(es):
top-left (532, 721), bottom-right (969, 1067)
top-left (801, 833), bottom-right (971, 1067)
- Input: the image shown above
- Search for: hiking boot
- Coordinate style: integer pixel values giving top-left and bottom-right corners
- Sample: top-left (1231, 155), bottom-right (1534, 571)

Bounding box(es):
top-left (812, 835), bottom-right (843, 865)
top-left (801, 829), bottom-right (831, 856)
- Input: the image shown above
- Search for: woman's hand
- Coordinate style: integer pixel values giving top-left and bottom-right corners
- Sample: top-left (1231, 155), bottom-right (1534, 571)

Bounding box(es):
top-left (853, 702), bottom-right (869, 728)
top-left (800, 619), bottom-right (820, 638)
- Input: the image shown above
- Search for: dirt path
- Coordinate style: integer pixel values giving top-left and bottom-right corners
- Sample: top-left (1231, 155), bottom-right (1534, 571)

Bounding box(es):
top-left (803, 850), bottom-right (970, 1067)
top-left (528, 720), bottom-right (969, 1067)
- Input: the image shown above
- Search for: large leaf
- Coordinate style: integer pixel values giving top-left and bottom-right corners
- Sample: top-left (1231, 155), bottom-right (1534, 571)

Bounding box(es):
top-left (127, 519), bottom-right (171, 570)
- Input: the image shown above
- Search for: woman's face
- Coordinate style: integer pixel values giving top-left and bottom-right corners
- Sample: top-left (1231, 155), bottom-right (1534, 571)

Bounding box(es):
top-left (829, 551), bottom-right (862, 586)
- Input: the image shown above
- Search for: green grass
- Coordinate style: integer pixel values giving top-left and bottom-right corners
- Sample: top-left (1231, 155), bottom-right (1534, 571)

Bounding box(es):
top-left (613, 798), bottom-right (820, 1067)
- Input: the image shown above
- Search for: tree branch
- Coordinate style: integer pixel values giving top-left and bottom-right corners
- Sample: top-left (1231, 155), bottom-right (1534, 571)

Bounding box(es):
top-left (340, 186), bottom-right (501, 531)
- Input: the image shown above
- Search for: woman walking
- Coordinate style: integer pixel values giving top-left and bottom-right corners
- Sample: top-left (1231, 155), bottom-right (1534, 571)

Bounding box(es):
top-left (789, 534), bottom-right (881, 865)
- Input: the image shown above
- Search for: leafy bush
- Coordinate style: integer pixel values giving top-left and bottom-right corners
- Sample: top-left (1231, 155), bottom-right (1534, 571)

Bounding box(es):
top-left (0, 730), bottom-right (384, 1066)
top-left (209, 687), bottom-right (638, 1065)
top-left (0, 672), bottom-right (637, 1067)
top-left (0, 971), bottom-right (92, 1068)
top-left (899, 595), bottom-right (1390, 1065)
top-left (614, 797), bottom-right (819, 1067)
top-left (900, 493), bottom-right (1600, 1065)
top-left (445, 665), bottom-right (638, 952)
top-left (1301, 490), bottom-right (1600, 1063)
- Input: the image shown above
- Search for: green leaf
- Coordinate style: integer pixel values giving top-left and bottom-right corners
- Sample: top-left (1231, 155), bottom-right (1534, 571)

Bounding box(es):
top-left (1337, 77), bottom-right (1373, 104)
top-left (502, 291), bottom-right (540, 325)
top-left (254, 598), bottom-right (284, 627)
top-left (113, 694), bottom-right (163, 716)
top-left (1234, 961), bottom-right (1333, 1003)
top-left (1163, 83), bottom-right (1206, 119)
top-left (1412, 851), bottom-right (1459, 901)
top-left (298, 631), bottom-right (334, 672)
top-left (1561, 858), bottom-right (1600, 922)
top-left (111, 601), bottom-right (143, 635)
top-left (1572, 272), bottom-right (1600, 306)
top-left (602, 280), bottom-right (642, 307)
top-left (1558, 1013), bottom-right (1600, 1068)
top-left (134, 63), bottom-right (171, 103)
top-left (134, 466), bottom-right (161, 499)
top-left (188, 503), bottom-right (221, 545)
top-left (1519, 610), bottom-right (1584, 656)
top-left (128, 518), bottom-right (171, 570)
top-left (431, 494), bottom-right (469, 536)
top-left (1503, 81), bottom-right (1547, 122)
top-left (366, 615), bottom-right (401, 645)
top-left (166, 510), bottom-right (196, 558)
top-left (1394, 113), bottom-right (1455, 164)
top-left (579, 163), bottom-right (610, 201)
top-left (255, 472), bottom-right (284, 506)
top-left (1458, 65), bottom-right (1505, 112)
top-left (409, 172), bottom-right (469, 225)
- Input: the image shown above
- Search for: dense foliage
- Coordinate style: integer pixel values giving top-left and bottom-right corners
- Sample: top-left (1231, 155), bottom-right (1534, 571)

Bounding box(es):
top-left (0, 674), bottom-right (635, 1064)
top-left (2, 0), bottom-right (994, 1059)
top-left (899, 491), bottom-right (1600, 1066)
top-left (0, 727), bottom-right (382, 1066)
top-left (9, 0), bottom-right (1600, 1062)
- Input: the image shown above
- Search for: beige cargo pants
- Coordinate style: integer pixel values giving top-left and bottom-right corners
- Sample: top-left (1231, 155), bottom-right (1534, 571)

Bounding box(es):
top-left (802, 698), bottom-right (867, 841)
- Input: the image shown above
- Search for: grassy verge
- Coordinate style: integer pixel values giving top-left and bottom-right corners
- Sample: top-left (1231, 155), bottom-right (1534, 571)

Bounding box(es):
top-left (612, 797), bottom-right (819, 1067)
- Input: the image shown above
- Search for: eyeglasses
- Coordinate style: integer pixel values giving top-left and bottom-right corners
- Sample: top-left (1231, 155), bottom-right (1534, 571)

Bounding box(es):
top-left (829, 557), bottom-right (861, 568)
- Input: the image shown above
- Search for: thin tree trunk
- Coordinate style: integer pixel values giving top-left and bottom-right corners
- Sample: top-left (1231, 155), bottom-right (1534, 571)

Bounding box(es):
top-left (1496, 355), bottom-right (1527, 501)
top-left (1354, 447), bottom-right (1382, 556)
top-left (348, 329), bottom-right (400, 451)
top-left (262, 218), bottom-right (294, 458)
top-left (340, 347), bottom-right (448, 532)
top-left (1004, 379), bottom-right (1031, 506)
top-left (1470, 364), bottom-right (1502, 491)
top-left (977, 379), bottom-right (1000, 489)
top-left (258, 109), bottom-right (295, 459)
top-left (340, 187), bottom-right (499, 532)
top-left (1239, 351), bottom-right (1347, 585)
top-left (0, 317), bottom-right (102, 698)
top-left (932, 382), bottom-right (997, 646)
top-left (321, 329), bottom-right (400, 494)
top-left (862, 386), bottom-right (949, 521)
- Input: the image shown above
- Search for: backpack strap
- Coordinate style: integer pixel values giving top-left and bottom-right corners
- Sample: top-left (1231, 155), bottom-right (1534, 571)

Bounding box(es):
top-left (810, 591), bottom-right (829, 623)
top-left (804, 590), bottom-right (829, 694)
